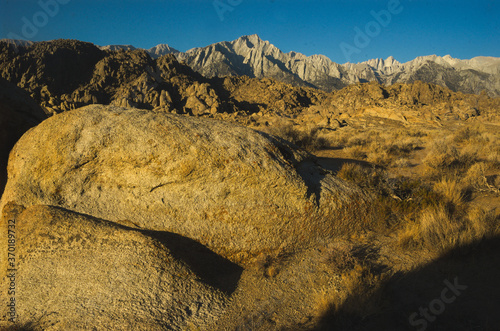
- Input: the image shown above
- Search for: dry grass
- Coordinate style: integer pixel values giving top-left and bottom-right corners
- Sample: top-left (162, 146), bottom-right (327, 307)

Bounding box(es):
top-left (325, 127), bottom-right (423, 167)
top-left (264, 124), bottom-right (329, 151)
top-left (422, 140), bottom-right (477, 177)
top-left (316, 246), bottom-right (391, 330)
top-left (331, 122), bottom-right (500, 256)
top-left (398, 202), bottom-right (499, 253)
top-left (258, 121), bottom-right (499, 329)
top-left (433, 178), bottom-right (466, 207)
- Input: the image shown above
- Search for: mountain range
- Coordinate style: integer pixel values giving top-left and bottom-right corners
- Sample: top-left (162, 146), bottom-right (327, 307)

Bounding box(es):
top-left (2, 35), bottom-right (499, 97)
top-left (1, 38), bottom-right (499, 131)
top-left (98, 34), bottom-right (500, 97)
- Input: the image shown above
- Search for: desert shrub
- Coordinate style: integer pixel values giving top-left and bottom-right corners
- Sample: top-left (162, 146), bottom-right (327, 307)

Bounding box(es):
top-left (452, 126), bottom-right (483, 143)
top-left (336, 163), bottom-right (387, 192)
top-left (422, 140), bottom-right (477, 177)
top-left (398, 202), bottom-right (499, 253)
top-left (384, 137), bottom-right (421, 156)
top-left (486, 150), bottom-right (500, 165)
top-left (337, 163), bottom-right (435, 202)
top-left (344, 145), bottom-right (367, 159)
top-left (366, 150), bottom-right (392, 166)
top-left (393, 158), bottom-right (411, 168)
top-left (322, 241), bottom-right (357, 273)
top-left (346, 132), bottom-right (372, 147)
top-left (336, 163), bottom-right (445, 230)
top-left (462, 162), bottom-right (489, 190)
top-left (366, 137), bottom-right (421, 167)
top-left (331, 265), bottom-right (385, 314)
top-left (266, 124), bottom-right (328, 151)
top-left (466, 206), bottom-right (500, 237)
top-left (317, 248), bottom-right (390, 330)
top-left (326, 130), bottom-right (350, 147)
top-left (399, 127), bottom-right (427, 138)
top-left (432, 178), bottom-right (466, 207)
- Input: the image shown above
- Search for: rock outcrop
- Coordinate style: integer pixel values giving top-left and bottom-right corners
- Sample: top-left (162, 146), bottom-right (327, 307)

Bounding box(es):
top-left (0, 203), bottom-right (232, 330)
top-left (0, 105), bottom-right (367, 263)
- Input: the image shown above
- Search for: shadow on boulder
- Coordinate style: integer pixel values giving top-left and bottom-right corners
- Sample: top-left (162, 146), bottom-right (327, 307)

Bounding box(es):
top-left (144, 230), bottom-right (243, 295)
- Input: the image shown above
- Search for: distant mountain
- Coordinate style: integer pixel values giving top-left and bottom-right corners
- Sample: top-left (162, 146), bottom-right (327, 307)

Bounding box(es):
top-left (147, 44), bottom-right (179, 58)
top-left (98, 44), bottom-right (136, 52)
top-left (174, 35), bottom-right (500, 97)
top-left (177, 34), bottom-right (348, 90)
top-left (0, 39), bottom-right (34, 54)
top-left (98, 43), bottom-right (179, 59)
top-left (2, 36), bottom-right (500, 97)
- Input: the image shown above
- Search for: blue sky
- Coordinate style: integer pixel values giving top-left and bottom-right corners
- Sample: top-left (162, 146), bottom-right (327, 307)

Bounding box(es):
top-left (0, 0), bottom-right (498, 63)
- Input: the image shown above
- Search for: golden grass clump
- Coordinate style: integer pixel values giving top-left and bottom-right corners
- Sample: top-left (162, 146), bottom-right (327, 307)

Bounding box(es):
top-left (265, 124), bottom-right (329, 151)
top-left (398, 202), bottom-right (499, 253)
top-left (422, 140), bottom-right (477, 177)
top-left (432, 178), bottom-right (466, 207)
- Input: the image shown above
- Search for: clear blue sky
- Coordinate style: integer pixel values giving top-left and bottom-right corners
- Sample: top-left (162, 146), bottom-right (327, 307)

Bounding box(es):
top-left (0, 0), bottom-right (498, 63)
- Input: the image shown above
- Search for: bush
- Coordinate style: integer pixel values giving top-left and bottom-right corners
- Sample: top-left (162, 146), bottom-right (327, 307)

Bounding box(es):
top-left (433, 178), bottom-right (466, 207)
top-left (423, 140), bottom-right (477, 177)
top-left (266, 124), bottom-right (329, 151)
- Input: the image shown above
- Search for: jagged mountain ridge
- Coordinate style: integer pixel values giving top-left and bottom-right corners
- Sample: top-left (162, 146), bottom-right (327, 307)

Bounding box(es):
top-left (1, 38), bottom-right (499, 130)
top-left (98, 43), bottom-right (179, 58)
top-left (101, 35), bottom-right (500, 97)
top-left (2, 36), bottom-right (499, 96)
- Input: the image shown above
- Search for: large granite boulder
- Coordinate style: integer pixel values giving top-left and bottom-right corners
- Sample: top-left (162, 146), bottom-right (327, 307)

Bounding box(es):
top-left (0, 105), bottom-right (366, 263)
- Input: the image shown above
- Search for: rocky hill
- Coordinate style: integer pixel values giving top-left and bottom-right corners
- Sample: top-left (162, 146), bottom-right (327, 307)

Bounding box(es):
top-left (1, 38), bottom-right (498, 130)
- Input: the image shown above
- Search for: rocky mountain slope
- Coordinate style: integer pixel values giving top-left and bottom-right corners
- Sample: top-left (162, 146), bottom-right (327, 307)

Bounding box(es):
top-left (4, 35), bottom-right (499, 97)
top-left (1, 38), bottom-right (498, 130)
top-left (101, 35), bottom-right (500, 96)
